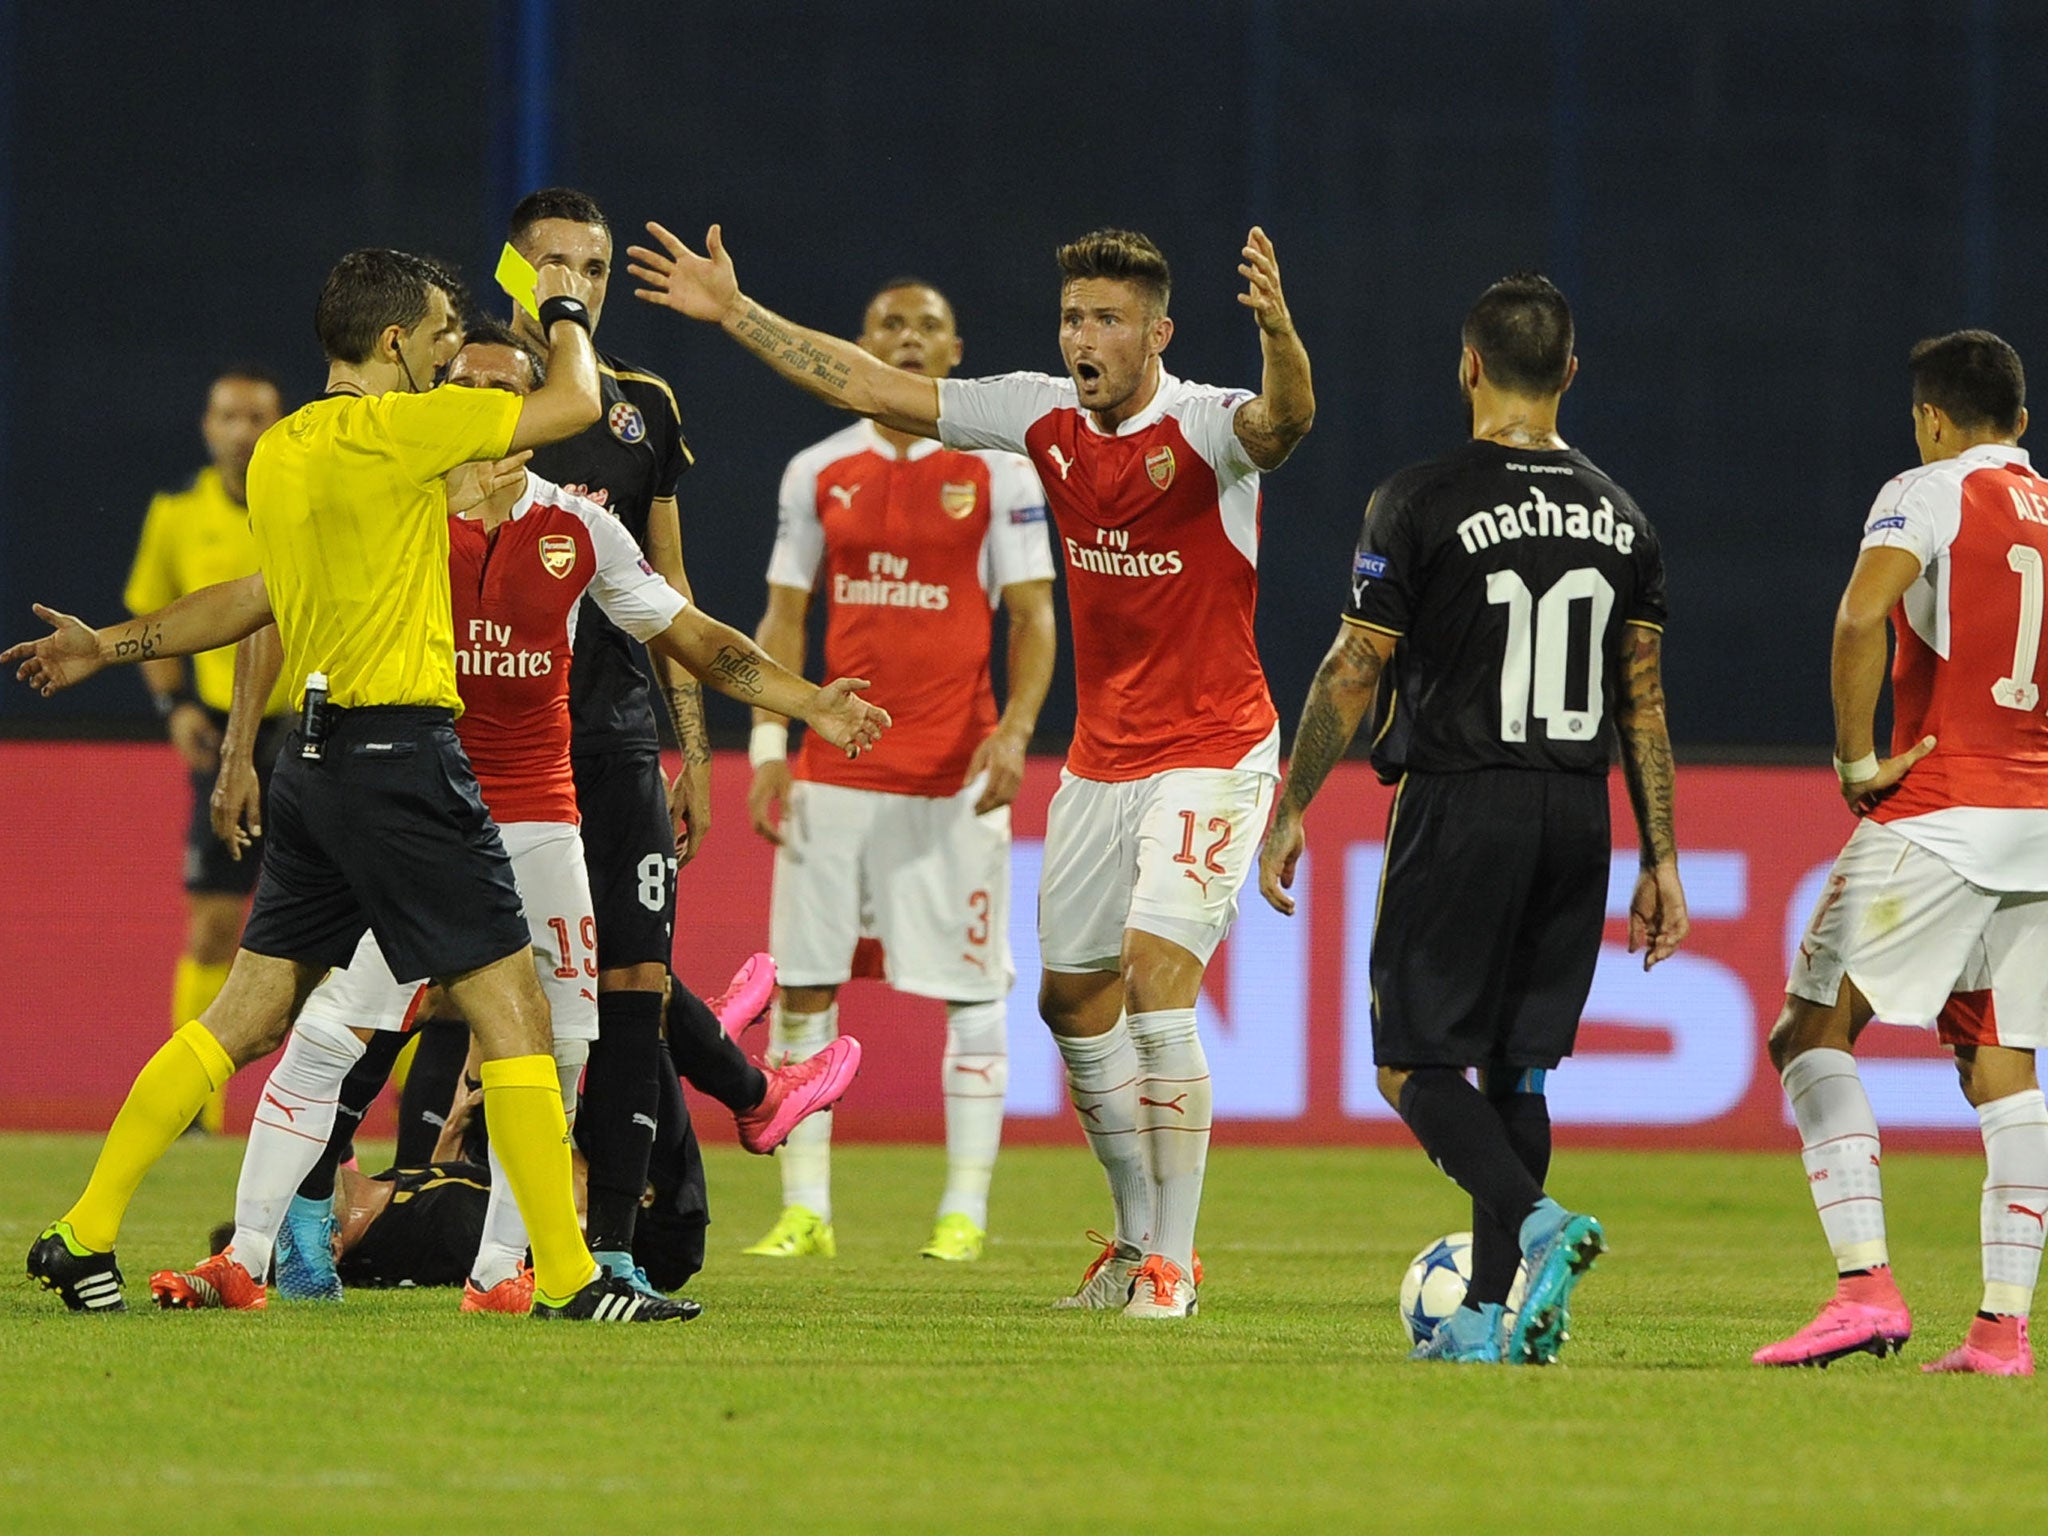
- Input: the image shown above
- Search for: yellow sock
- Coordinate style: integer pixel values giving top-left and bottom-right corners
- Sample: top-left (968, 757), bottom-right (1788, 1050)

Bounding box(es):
top-left (481, 1053), bottom-right (598, 1304)
top-left (172, 958), bottom-right (232, 1135)
top-left (63, 1021), bottom-right (236, 1252)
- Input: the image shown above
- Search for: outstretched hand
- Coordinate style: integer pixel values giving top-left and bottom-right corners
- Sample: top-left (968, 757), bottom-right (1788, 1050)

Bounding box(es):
top-left (628, 222), bottom-right (740, 324)
top-left (1236, 227), bottom-right (1295, 336)
top-left (804, 677), bottom-right (890, 758)
top-left (3, 605), bottom-right (104, 695)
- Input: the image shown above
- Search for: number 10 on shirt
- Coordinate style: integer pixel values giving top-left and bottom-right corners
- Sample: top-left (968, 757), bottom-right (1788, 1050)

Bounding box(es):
top-left (1487, 566), bottom-right (1616, 743)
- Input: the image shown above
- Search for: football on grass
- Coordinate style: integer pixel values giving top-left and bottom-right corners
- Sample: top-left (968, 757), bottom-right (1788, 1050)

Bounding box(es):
top-left (1397, 1232), bottom-right (1530, 1344)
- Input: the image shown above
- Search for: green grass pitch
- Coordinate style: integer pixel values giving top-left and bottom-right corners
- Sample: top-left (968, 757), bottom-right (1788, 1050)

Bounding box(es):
top-left (3, 1134), bottom-right (2045, 1533)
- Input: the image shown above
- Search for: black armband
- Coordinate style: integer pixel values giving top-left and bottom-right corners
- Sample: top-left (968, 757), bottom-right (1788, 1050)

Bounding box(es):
top-left (538, 296), bottom-right (593, 334)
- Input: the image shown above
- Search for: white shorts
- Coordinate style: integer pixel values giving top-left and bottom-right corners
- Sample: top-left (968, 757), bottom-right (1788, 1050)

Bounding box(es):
top-left (770, 776), bottom-right (1014, 1002)
top-left (1788, 818), bottom-right (2048, 1042)
top-left (1039, 766), bottom-right (1276, 972)
top-left (296, 820), bottom-right (600, 1043)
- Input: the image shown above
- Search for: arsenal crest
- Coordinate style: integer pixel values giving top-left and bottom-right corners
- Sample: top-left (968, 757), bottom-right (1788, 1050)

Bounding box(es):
top-left (538, 534), bottom-right (577, 578)
top-left (939, 480), bottom-right (977, 519)
top-left (1145, 445), bottom-right (1176, 490)
top-left (607, 401), bottom-right (646, 444)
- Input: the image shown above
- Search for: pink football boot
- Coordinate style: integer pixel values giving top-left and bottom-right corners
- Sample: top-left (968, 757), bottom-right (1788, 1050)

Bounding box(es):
top-left (735, 1036), bottom-right (863, 1154)
top-left (1753, 1268), bottom-right (1912, 1368)
top-left (1922, 1315), bottom-right (2033, 1376)
top-left (707, 953), bottom-right (776, 1039)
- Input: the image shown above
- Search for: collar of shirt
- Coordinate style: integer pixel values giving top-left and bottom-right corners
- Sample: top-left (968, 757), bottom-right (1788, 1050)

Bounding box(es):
top-left (1958, 441), bottom-right (2032, 470)
top-left (860, 418), bottom-right (945, 462)
top-left (1079, 367), bottom-right (1182, 439)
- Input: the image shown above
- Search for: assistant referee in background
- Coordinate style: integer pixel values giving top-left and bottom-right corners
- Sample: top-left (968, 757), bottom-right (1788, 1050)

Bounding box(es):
top-left (24, 247), bottom-right (688, 1321)
top-left (123, 366), bottom-right (289, 1135)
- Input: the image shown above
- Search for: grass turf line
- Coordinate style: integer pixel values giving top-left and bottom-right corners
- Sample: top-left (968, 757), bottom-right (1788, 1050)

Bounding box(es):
top-left (2, 1134), bottom-right (2044, 1533)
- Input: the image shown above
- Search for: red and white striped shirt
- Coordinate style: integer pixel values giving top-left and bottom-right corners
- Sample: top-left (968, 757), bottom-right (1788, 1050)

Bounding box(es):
top-left (937, 369), bottom-right (1278, 781)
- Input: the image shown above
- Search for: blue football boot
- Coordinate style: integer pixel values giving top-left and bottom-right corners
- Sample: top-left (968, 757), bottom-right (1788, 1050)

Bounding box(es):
top-left (274, 1194), bottom-right (344, 1302)
top-left (1411, 1301), bottom-right (1505, 1363)
top-left (1507, 1199), bottom-right (1604, 1365)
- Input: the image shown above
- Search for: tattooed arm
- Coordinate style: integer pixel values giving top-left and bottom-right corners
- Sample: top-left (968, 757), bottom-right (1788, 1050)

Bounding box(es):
top-left (626, 222), bottom-right (939, 437)
top-left (642, 494), bottom-right (714, 864)
top-left (1230, 228), bottom-right (1315, 471)
top-left (646, 605), bottom-right (890, 757)
top-left (1258, 622), bottom-right (1396, 914)
top-left (1613, 623), bottom-right (1689, 968)
top-left (4, 573), bottom-right (271, 696)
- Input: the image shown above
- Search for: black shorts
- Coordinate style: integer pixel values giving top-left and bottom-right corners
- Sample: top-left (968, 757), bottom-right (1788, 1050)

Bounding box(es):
top-left (183, 711), bottom-right (291, 896)
top-left (1370, 768), bottom-right (1609, 1071)
top-left (336, 1162), bottom-right (490, 1288)
top-left (239, 707), bottom-right (528, 983)
top-left (572, 747), bottom-right (676, 972)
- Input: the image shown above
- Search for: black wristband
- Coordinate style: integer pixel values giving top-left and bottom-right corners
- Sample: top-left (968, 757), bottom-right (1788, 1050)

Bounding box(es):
top-left (537, 296), bottom-right (592, 334)
top-left (151, 688), bottom-right (196, 721)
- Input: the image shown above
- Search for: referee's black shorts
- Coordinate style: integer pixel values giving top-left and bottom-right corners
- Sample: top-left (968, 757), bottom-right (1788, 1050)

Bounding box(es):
top-left (1369, 767), bottom-right (1609, 1072)
top-left (239, 707), bottom-right (528, 983)
top-left (183, 710), bottom-right (291, 896)
top-left (572, 747), bottom-right (676, 973)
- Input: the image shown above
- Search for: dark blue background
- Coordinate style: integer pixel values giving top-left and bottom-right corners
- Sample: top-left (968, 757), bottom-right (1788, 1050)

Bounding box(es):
top-left (3, 0), bottom-right (2042, 752)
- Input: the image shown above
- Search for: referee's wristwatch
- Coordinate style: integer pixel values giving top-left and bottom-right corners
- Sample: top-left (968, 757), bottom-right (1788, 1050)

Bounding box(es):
top-left (538, 296), bottom-right (593, 334)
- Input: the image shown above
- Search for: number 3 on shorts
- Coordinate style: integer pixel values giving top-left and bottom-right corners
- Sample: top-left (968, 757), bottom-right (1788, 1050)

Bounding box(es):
top-left (637, 852), bottom-right (676, 912)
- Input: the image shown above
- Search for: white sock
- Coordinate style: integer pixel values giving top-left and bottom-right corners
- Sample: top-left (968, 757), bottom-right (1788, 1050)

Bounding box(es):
top-left (1055, 1016), bottom-right (1153, 1252)
top-left (938, 1000), bottom-right (1008, 1228)
top-left (473, 1039), bottom-right (590, 1290)
top-left (231, 1018), bottom-right (364, 1279)
top-left (1782, 1048), bottom-right (1889, 1273)
top-left (770, 1003), bottom-right (838, 1221)
top-left (1128, 1008), bottom-right (1210, 1277)
top-left (1978, 1088), bottom-right (2048, 1318)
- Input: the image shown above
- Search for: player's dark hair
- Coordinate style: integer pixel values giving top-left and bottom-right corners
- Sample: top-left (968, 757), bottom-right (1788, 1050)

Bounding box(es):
top-left (864, 276), bottom-right (955, 325)
top-left (1909, 329), bottom-right (2026, 435)
top-left (509, 187), bottom-right (610, 247)
top-left (211, 362), bottom-right (284, 399)
top-left (314, 249), bottom-right (466, 365)
top-left (1057, 229), bottom-right (1171, 315)
top-left (1463, 273), bottom-right (1575, 396)
top-left (457, 315), bottom-right (546, 389)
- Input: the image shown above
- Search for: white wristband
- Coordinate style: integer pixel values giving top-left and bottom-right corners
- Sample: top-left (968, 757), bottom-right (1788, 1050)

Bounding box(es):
top-left (1832, 752), bottom-right (1879, 785)
top-left (748, 721), bottom-right (789, 768)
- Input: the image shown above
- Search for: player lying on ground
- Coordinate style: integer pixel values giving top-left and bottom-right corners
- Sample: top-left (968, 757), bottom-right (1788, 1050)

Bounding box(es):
top-left (629, 219), bottom-right (1313, 1316)
top-left (743, 277), bottom-right (1057, 1263)
top-left (214, 1034), bottom-right (716, 1299)
top-left (1756, 329), bottom-right (2048, 1376)
top-left (188, 326), bottom-right (859, 1313)
top-left (5, 270), bottom-right (886, 1322)
top-left (1259, 274), bottom-right (1687, 1364)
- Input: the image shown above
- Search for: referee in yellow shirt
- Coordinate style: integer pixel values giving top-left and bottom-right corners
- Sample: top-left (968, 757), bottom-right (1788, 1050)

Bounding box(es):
top-left (22, 247), bottom-right (686, 1320)
top-left (124, 368), bottom-right (291, 1135)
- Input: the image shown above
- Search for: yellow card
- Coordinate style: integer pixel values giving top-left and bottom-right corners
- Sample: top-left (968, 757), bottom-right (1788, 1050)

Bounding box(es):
top-left (495, 242), bottom-right (539, 318)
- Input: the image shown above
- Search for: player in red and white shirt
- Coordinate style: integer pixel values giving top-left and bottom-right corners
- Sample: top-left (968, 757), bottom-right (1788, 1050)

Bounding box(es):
top-left (1758, 331), bottom-right (2048, 1375)
top-left (628, 221), bottom-right (1314, 1316)
top-left (186, 331), bottom-right (884, 1313)
top-left (742, 280), bottom-right (1057, 1263)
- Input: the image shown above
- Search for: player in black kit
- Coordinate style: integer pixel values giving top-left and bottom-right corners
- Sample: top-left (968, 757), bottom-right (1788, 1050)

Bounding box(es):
top-left (494, 189), bottom-right (859, 1294)
top-left (1259, 275), bottom-right (1688, 1366)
